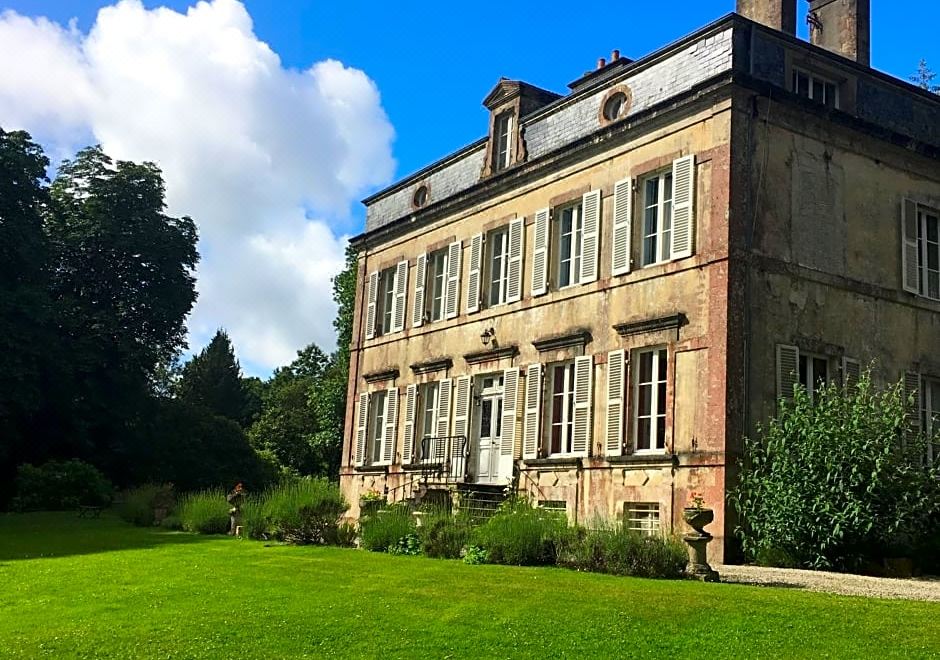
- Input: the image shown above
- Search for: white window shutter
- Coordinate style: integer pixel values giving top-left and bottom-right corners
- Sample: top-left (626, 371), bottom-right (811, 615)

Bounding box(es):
top-left (501, 368), bottom-right (520, 456)
top-left (904, 371), bottom-right (921, 435)
top-left (467, 233), bottom-right (483, 314)
top-left (453, 376), bottom-right (472, 440)
top-left (412, 253), bottom-right (426, 328)
top-left (531, 208), bottom-right (550, 296)
top-left (842, 357), bottom-right (861, 388)
top-left (365, 271), bottom-right (378, 340)
top-left (403, 384), bottom-right (417, 464)
top-left (391, 261), bottom-right (408, 333)
top-left (572, 356), bottom-right (593, 456)
top-left (902, 199), bottom-right (920, 294)
top-left (445, 241), bottom-right (462, 319)
top-left (506, 219), bottom-right (524, 303)
top-left (579, 190), bottom-right (601, 284)
top-left (606, 350), bottom-right (626, 456)
top-left (611, 177), bottom-right (633, 276)
top-left (523, 364), bottom-right (543, 459)
top-left (355, 392), bottom-right (369, 466)
top-left (776, 344), bottom-right (800, 402)
top-left (670, 155), bottom-right (695, 260)
top-left (382, 387), bottom-right (398, 464)
top-left (436, 378), bottom-right (452, 438)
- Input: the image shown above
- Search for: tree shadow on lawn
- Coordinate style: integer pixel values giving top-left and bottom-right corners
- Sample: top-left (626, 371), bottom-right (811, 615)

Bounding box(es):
top-left (0, 511), bottom-right (216, 562)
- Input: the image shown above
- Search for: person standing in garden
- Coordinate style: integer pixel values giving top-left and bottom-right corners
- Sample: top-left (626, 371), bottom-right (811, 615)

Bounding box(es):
top-left (226, 482), bottom-right (245, 535)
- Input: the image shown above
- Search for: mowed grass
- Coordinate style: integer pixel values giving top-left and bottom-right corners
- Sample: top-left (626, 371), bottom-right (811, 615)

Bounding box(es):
top-left (0, 513), bottom-right (937, 659)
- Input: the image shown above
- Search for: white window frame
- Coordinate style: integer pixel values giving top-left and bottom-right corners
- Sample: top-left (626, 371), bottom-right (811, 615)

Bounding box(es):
top-left (546, 361), bottom-right (577, 457)
top-left (641, 171), bottom-right (674, 267)
top-left (791, 67), bottom-right (840, 109)
top-left (624, 502), bottom-right (661, 537)
top-left (494, 112), bottom-right (513, 172)
top-left (425, 248), bottom-right (448, 323)
top-left (485, 225), bottom-right (511, 307)
top-left (633, 347), bottom-right (668, 454)
top-left (916, 206), bottom-right (940, 301)
top-left (554, 202), bottom-right (583, 289)
top-left (798, 352), bottom-right (830, 405)
top-left (373, 266), bottom-right (399, 337)
top-left (367, 390), bottom-right (388, 465)
top-left (416, 382), bottom-right (440, 460)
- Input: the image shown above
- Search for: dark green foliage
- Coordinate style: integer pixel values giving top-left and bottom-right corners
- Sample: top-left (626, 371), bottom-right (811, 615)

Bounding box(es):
top-left (177, 329), bottom-right (253, 425)
top-left (11, 460), bottom-right (113, 511)
top-left (912, 59), bottom-right (940, 93)
top-left (178, 489), bottom-right (230, 534)
top-left (360, 503), bottom-right (416, 552)
top-left (417, 509), bottom-right (472, 559)
top-left (730, 372), bottom-right (940, 571)
top-left (389, 533), bottom-right (422, 556)
top-left (239, 478), bottom-right (348, 544)
top-left (462, 545), bottom-right (488, 565)
top-left (559, 522), bottom-right (687, 578)
top-left (470, 500), bottom-right (569, 566)
top-left (116, 483), bottom-right (176, 527)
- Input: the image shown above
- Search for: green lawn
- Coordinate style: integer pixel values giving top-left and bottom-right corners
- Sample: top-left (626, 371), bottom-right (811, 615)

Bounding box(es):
top-left (0, 513), bottom-right (937, 659)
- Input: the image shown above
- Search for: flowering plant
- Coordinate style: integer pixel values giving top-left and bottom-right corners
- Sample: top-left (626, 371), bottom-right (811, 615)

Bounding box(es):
top-left (360, 488), bottom-right (385, 503)
top-left (688, 492), bottom-right (706, 511)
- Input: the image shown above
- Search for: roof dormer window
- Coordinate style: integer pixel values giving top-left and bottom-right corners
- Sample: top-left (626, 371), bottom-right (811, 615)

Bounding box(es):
top-left (494, 112), bottom-right (514, 172)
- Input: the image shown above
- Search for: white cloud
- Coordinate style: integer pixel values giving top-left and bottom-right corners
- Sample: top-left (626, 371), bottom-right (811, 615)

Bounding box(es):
top-left (0, 0), bottom-right (395, 372)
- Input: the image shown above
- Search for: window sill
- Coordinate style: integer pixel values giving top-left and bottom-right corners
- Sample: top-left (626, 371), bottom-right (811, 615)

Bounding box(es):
top-left (523, 457), bottom-right (583, 469)
top-left (608, 454), bottom-right (677, 469)
top-left (353, 465), bottom-right (390, 474)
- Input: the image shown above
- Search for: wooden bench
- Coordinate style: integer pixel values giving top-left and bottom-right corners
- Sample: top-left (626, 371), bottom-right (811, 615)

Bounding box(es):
top-left (77, 505), bottom-right (103, 518)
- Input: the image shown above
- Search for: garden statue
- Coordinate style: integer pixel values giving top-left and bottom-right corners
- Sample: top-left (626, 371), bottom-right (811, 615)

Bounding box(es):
top-left (226, 482), bottom-right (245, 536)
top-left (682, 492), bottom-right (719, 582)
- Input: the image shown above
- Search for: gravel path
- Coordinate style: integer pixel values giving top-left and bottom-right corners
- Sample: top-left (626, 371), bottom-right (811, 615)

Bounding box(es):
top-left (715, 564), bottom-right (940, 602)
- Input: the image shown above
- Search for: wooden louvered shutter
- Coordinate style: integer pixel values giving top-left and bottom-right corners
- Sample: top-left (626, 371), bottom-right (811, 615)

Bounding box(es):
top-left (365, 271), bottom-right (378, 339)
top-left (572, 356), bottom-right (593, 456)
top-left (445, 241), bottom-right (462, 319)
top-left (579, 190), bottom-right (601, 284)
top-left (403, 384), bottom-right (418, 464)
top-left (606, 350), bottom-right (626, 456)
top-left (501, 368), bottom-right (519, 456)
top-left (776, 344), bottom-right (799, 402)
top-left (412, 254), bottom-right (426, 328)
top-left (902, 199), bottom-right (920, 294)
top-left (904, 371), bottom-right (921, 435)
top-left (355, 392), bottom-right (369, 466)
top-left (436, 378), bottom-right (452, 438)
top-left (842, 357), bottom-right (861, 389)
top-left (467, 233), bottom-right (483, 314)
top-left (382, 388), bottom-right (398, 464)
top-left (453, 376), bottom-right (472, 473)
top-left (391, 261), bottom-right (408, 333)
top-left (506, 219), bottom-right (524, 303)
top-left (523, 364), bottom-right (543, 459)
top-left (670, 155), bottom-right (696, 260)
top-left (611, 177), bottom-right (633, 276)
top-left (532, 208), bottom-right (550, 296)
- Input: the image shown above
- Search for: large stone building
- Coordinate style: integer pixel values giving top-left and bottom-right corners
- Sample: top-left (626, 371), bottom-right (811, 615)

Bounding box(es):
top-left (340, 0), bottom-right (940, 561)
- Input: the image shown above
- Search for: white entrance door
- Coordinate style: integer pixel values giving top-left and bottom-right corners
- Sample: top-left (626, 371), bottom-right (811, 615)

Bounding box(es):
top-left (473, 376), bottom-right (503, 484)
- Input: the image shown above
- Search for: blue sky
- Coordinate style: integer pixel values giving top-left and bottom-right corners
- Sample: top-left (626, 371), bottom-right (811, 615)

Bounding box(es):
top-left (7, 0), bottom-right (939, 208)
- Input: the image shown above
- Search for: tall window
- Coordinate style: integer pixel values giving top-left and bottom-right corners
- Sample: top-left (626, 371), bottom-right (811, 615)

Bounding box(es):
top-left (426, 249), bottom-right (448, 322)
top-left (548, 362), bottom-right (576, 455)
top-left (798, 353), bottom-right (829, 405)
top-left (917, 207), bottom-right (940, 300)
top-left (486, 226), bottom-right (510, 307)
top-left (922, 378), bottom-right (940, 465)
top-left (367, 390), bottom-right (387, 464)
top-left (555, 203), bottom-right (583, 288)
top-left (494, 112), bottom-right (513, 172)
top-left (634, 348), bottom-right (667, 452)
top-left (792, 68), bottom-right (839, 109)
top-left (625, 502), bottom-right (661, 536)
top-left (641, 172), bottom-right (673, 266)
top-left (374, 267), bottom-right (397, 336)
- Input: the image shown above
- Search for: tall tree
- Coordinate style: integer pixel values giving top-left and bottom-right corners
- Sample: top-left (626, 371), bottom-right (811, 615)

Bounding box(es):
top-left (912, 59), bottom-right (940, 94)
top-left (177, 329), bottom-right (252, 424)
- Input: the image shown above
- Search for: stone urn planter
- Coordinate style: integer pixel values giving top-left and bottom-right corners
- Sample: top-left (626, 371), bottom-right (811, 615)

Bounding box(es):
top-left (682, 500), bottom-right (719, 582)
top-left (359, 497), bottom-right (386, 519)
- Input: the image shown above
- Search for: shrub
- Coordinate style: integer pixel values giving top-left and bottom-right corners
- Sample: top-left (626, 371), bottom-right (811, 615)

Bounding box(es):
top-left (470, 500), bottom-right (568, 566)
top-left (240, 495), bottom-right (268, 540)
top-left (178, 489), bottom-right (230, 534)
top-left (417, 508), bottom-right (472, 559)
top-left (160, 514), bottom-right (182, 530)
top-left (562, 521), bottom-right (686, 578)
top-left (463, 545), bottom-right (488, 565)
top-left (389, 533), bottom-right (422, 556)
top-left (730, 372), bottom-right (940, 571)
top-left (116, 483), bottom-right (176, 527)
top-left (360, 503), bottom-right (415, 552)
top-left (11, 459), bottom-right (113, 511)
top-left (258, 478), bottom-right (348, 544)
top-left (327, 521), bottom-right (358, 548)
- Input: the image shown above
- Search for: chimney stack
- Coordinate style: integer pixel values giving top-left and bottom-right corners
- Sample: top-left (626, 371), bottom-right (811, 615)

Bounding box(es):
top-left (807, 0), bottom-right (871, 66)
top-left (737, 0), bottom-right (797, 34)
top-left (597, 57), bottom-right (606, 70)
top-left (611, 49), bottom-right (620, 62)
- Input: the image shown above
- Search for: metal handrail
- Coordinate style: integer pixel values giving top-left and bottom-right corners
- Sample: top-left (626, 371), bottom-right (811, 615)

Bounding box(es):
top-left (416, 435), bottom-right (469, 484)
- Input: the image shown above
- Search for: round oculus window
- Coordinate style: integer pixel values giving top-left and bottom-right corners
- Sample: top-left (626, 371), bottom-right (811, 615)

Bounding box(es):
top-left (603, 91), bottom-right (628, 121)
top-left (413, 185), bottom-right (429, 208)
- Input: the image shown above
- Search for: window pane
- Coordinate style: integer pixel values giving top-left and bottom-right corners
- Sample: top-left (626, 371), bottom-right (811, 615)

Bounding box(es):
top-left (799, 355), bottom-right (809, 390)
top-left (657, 381), bottom-right (667, 415)
top-left (812, 79), bottom-right (824, 101)
top-left (656, 418), bottom-right (666, 449)
top-left (638, 383), bottom-right (652, 416)
top-left (637, 419), bottom-right (651, 450)
top-left (657, 349), bottom-right (668, 380)
top-left (813, 358), bottom-right (828, 386)
top-left (639, 351), bottom-right (653, 382)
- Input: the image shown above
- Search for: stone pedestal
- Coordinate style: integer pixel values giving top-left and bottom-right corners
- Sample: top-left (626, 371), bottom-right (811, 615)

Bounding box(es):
top-left (682, 507), bottom-right (720, 582)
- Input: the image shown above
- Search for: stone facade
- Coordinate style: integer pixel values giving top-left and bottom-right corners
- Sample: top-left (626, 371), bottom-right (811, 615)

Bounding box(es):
top-left (341, 10), bottom-right (940, 563)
